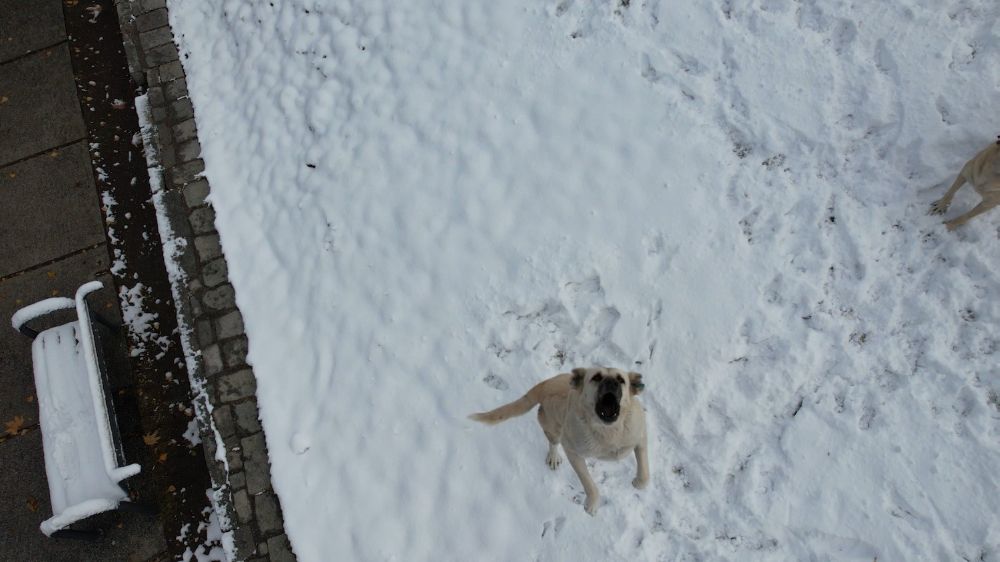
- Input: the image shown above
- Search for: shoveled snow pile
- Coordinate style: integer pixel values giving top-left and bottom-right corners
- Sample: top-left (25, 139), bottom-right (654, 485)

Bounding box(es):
top-left (169, 1), bottom-right (1000, 560)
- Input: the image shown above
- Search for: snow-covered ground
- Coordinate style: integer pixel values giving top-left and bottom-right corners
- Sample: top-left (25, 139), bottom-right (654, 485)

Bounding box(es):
top-left (169, 1), bottom-right (1000, 560)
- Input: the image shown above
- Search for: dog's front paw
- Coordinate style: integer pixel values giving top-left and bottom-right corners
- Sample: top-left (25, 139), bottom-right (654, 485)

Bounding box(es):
top-left (632, 475), bottom-right (649, 490)
top-left (546, 449), bottom-right (562, 470)
top-left (584, 494), bottom-right (600, 516)
top-left (929, 199), bottom-right (951, 215)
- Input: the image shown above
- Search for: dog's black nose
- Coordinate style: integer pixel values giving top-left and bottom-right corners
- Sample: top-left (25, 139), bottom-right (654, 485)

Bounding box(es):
top-left (597, 377), bottom-right (623, 400)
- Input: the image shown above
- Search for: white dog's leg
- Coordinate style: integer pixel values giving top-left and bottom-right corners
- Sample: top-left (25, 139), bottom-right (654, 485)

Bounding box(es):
top-left (566, 450), bottom-right (600, 515)
top-left (944, 198), bottom-right (1000, 230)
top-left (632, 445), bottom-right (650, 489)
top-left (546, 444), bottom-right (562, 470)
top-left (930, 172), bottom-right (967, 215)
top-left (537, 406), bottom-right (563, 469)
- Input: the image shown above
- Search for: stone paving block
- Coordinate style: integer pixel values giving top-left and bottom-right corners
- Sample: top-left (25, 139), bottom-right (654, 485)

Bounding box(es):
top-left (136, 8), bottom-right (168, 32)
top-left (203, 284), bottom-right (236, 312)
top-left (219, 369), bottom-right (256, 402)
top-left (194, 233), bottom-right (222, 262)
top-left (211, 403), bottom-right (236, 439)
top-left (0, 141), bottom-right (107, 276)
top-left (233, 399), bottom-right (262, 435)
top-left (201, 343), bottom-right (224, 376)
top-left (177, 139), bottom-right (202, 163)
top-left (233, 488), bottom-right (252, 524)
top-left (202, 258), bottom-right (229, 289)
top-left (169, 97), bottom-right (194, 122)
top-left (0, 0), bottom-right (65, 62)
top-left (230, 470), bottom-right (246, 490)
top-left (151, 105), bottom-right (168, 123)
top-left (241, 433), bottom-right (270, 495)
top-left (226, 445), bottom-right (244, 472)
top-left (183, 177), bottom-right (210, 207)
top-left (173, 158), bottom-right (205, 186)
top-left (158, 60), bottom-right (184, 82)
top-left (188, 205), bottom-right (216, 235)
top-left (145, 66), bottom-right (160, 87)
top-left (0, 44), bottom-right (86, 165)
top-left (233, 526), bottom-right (257, 558)
top-left (267, 534), bottom-right (295, 562)
top-left (147, 85), bottom-right (165, 107)
top-left (173, 118), bottom-right (198, 144)
top-left (164, 77), bottom-right (188, 100)
top-left (140, 25), bottom-right (173, 50)
top-left (221, 336), bottom-right (248, 369)
top-left (146, 41), bottom-right (178, 66)
top-left (139, 0), bottom-right (167, 12)
top-left (214, 309), bottom-right (244, 339)
top-left (195, 317), bottom-right (215, 348)
top-left (254, 491), bottom-right (282, 535)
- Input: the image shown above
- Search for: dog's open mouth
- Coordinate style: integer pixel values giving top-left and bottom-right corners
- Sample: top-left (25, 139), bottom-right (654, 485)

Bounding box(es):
top-left (595, 393), bottom-right (620, 424)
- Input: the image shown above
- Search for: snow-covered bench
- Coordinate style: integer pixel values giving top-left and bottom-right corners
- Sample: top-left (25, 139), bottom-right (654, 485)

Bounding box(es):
top-left (11, 281), bottom-right (142, 539)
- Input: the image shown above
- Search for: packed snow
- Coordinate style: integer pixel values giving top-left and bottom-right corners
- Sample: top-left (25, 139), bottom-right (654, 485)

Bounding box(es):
top-left (169, 0), bottom-right (1000, 560)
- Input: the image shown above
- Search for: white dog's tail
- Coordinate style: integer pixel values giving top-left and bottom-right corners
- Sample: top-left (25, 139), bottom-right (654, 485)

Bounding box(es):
top-left (469, 384), bottom-right (543, 425)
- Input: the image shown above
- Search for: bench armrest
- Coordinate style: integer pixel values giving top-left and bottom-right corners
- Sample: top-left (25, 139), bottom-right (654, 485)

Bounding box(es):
top-left (11, 297), bottom-right (76, 338)
top-left (73, 281), bottom-right (130, 483)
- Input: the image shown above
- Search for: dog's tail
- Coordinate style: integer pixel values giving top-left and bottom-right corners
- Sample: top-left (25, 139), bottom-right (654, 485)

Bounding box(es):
top-left (468, 384), bottom-right (544, 425)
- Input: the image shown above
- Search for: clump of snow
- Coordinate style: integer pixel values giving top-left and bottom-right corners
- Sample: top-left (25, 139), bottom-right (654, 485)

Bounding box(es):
top-left (178, 491), bottom-right (230, 562)
top-left (117, 282), bottom-right (171, 359)
top-left (171, 1), bottom-right (1000, 561)
top-left (183, 417), bottom-right (202, 446)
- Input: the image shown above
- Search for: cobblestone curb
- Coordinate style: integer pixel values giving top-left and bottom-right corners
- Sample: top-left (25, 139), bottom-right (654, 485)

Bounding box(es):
top-left (112, 2), bottom-right (295, 560)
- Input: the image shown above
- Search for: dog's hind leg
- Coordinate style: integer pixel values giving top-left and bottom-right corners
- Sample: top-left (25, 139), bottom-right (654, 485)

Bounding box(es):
top-left (538, 406), bottom-right (563, 469)
top-left (944, 197), bottom-right (1000, 230)
top-left (930, 171), bottom-right (968, 215)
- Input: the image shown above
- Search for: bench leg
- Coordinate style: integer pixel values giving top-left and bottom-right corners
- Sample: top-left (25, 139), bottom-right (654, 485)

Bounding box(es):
top-left (50, 528), bottom-right (105, 541)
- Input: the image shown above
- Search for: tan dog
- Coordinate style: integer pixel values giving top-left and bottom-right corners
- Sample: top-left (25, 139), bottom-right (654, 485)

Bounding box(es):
top-left (470, 367), bottom-right (649, 515)
top-left (930, 137), bottom-right (1000, 230)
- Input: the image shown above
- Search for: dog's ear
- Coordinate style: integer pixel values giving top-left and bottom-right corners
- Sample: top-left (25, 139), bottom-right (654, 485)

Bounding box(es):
top-left (571, 368), bottom-right (586, 389)
top-left (628, 372), bottom-right (645, 395)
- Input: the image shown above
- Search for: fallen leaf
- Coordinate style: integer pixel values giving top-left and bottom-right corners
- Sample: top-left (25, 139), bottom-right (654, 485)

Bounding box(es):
top-left (158, 452), bottom-right (168, 463)
top-left (46, 271), bottom-right (56, 278)
top-left (167, 485), bottom-right (176, 493)
top-left (143, 431), bottom-right (160, 446)
top-left (25, 395), bottom-right (34, 403)
top-left (64, 0), bottom-right (79, 6)
top-left (7, 172), bottom-right (15, 179)
top-left (4, 416), bottom-right (25, 436)
top-left (0, 96), bottom-right (8, 104)
top-left (26, 496), bottom-right (39, 512)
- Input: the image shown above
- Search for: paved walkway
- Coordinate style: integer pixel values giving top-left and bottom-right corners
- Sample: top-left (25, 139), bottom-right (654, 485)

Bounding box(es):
top-left (0, 1), bottom-right (211, 559)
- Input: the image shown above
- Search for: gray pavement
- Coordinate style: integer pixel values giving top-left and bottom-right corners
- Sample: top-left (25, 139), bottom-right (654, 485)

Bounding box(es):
top-left (0, 1), bottom-right (167, 559)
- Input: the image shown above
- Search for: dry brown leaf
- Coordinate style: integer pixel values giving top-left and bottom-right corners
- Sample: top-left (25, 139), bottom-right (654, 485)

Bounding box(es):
top-left (143, 432), bottom-right (160, 446)
top-left (25, 395), bottom-right (34, 403)
top-left (167, 485), bottom-right (176, 493)
top-left (4, 416), bottom-right (25, 436)
top-left (0, 96), bottom-right (9, 105)
top-left (158, 452), bottom-right (168, 464)
top-left (26, 496), bottom-right (39, 512)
